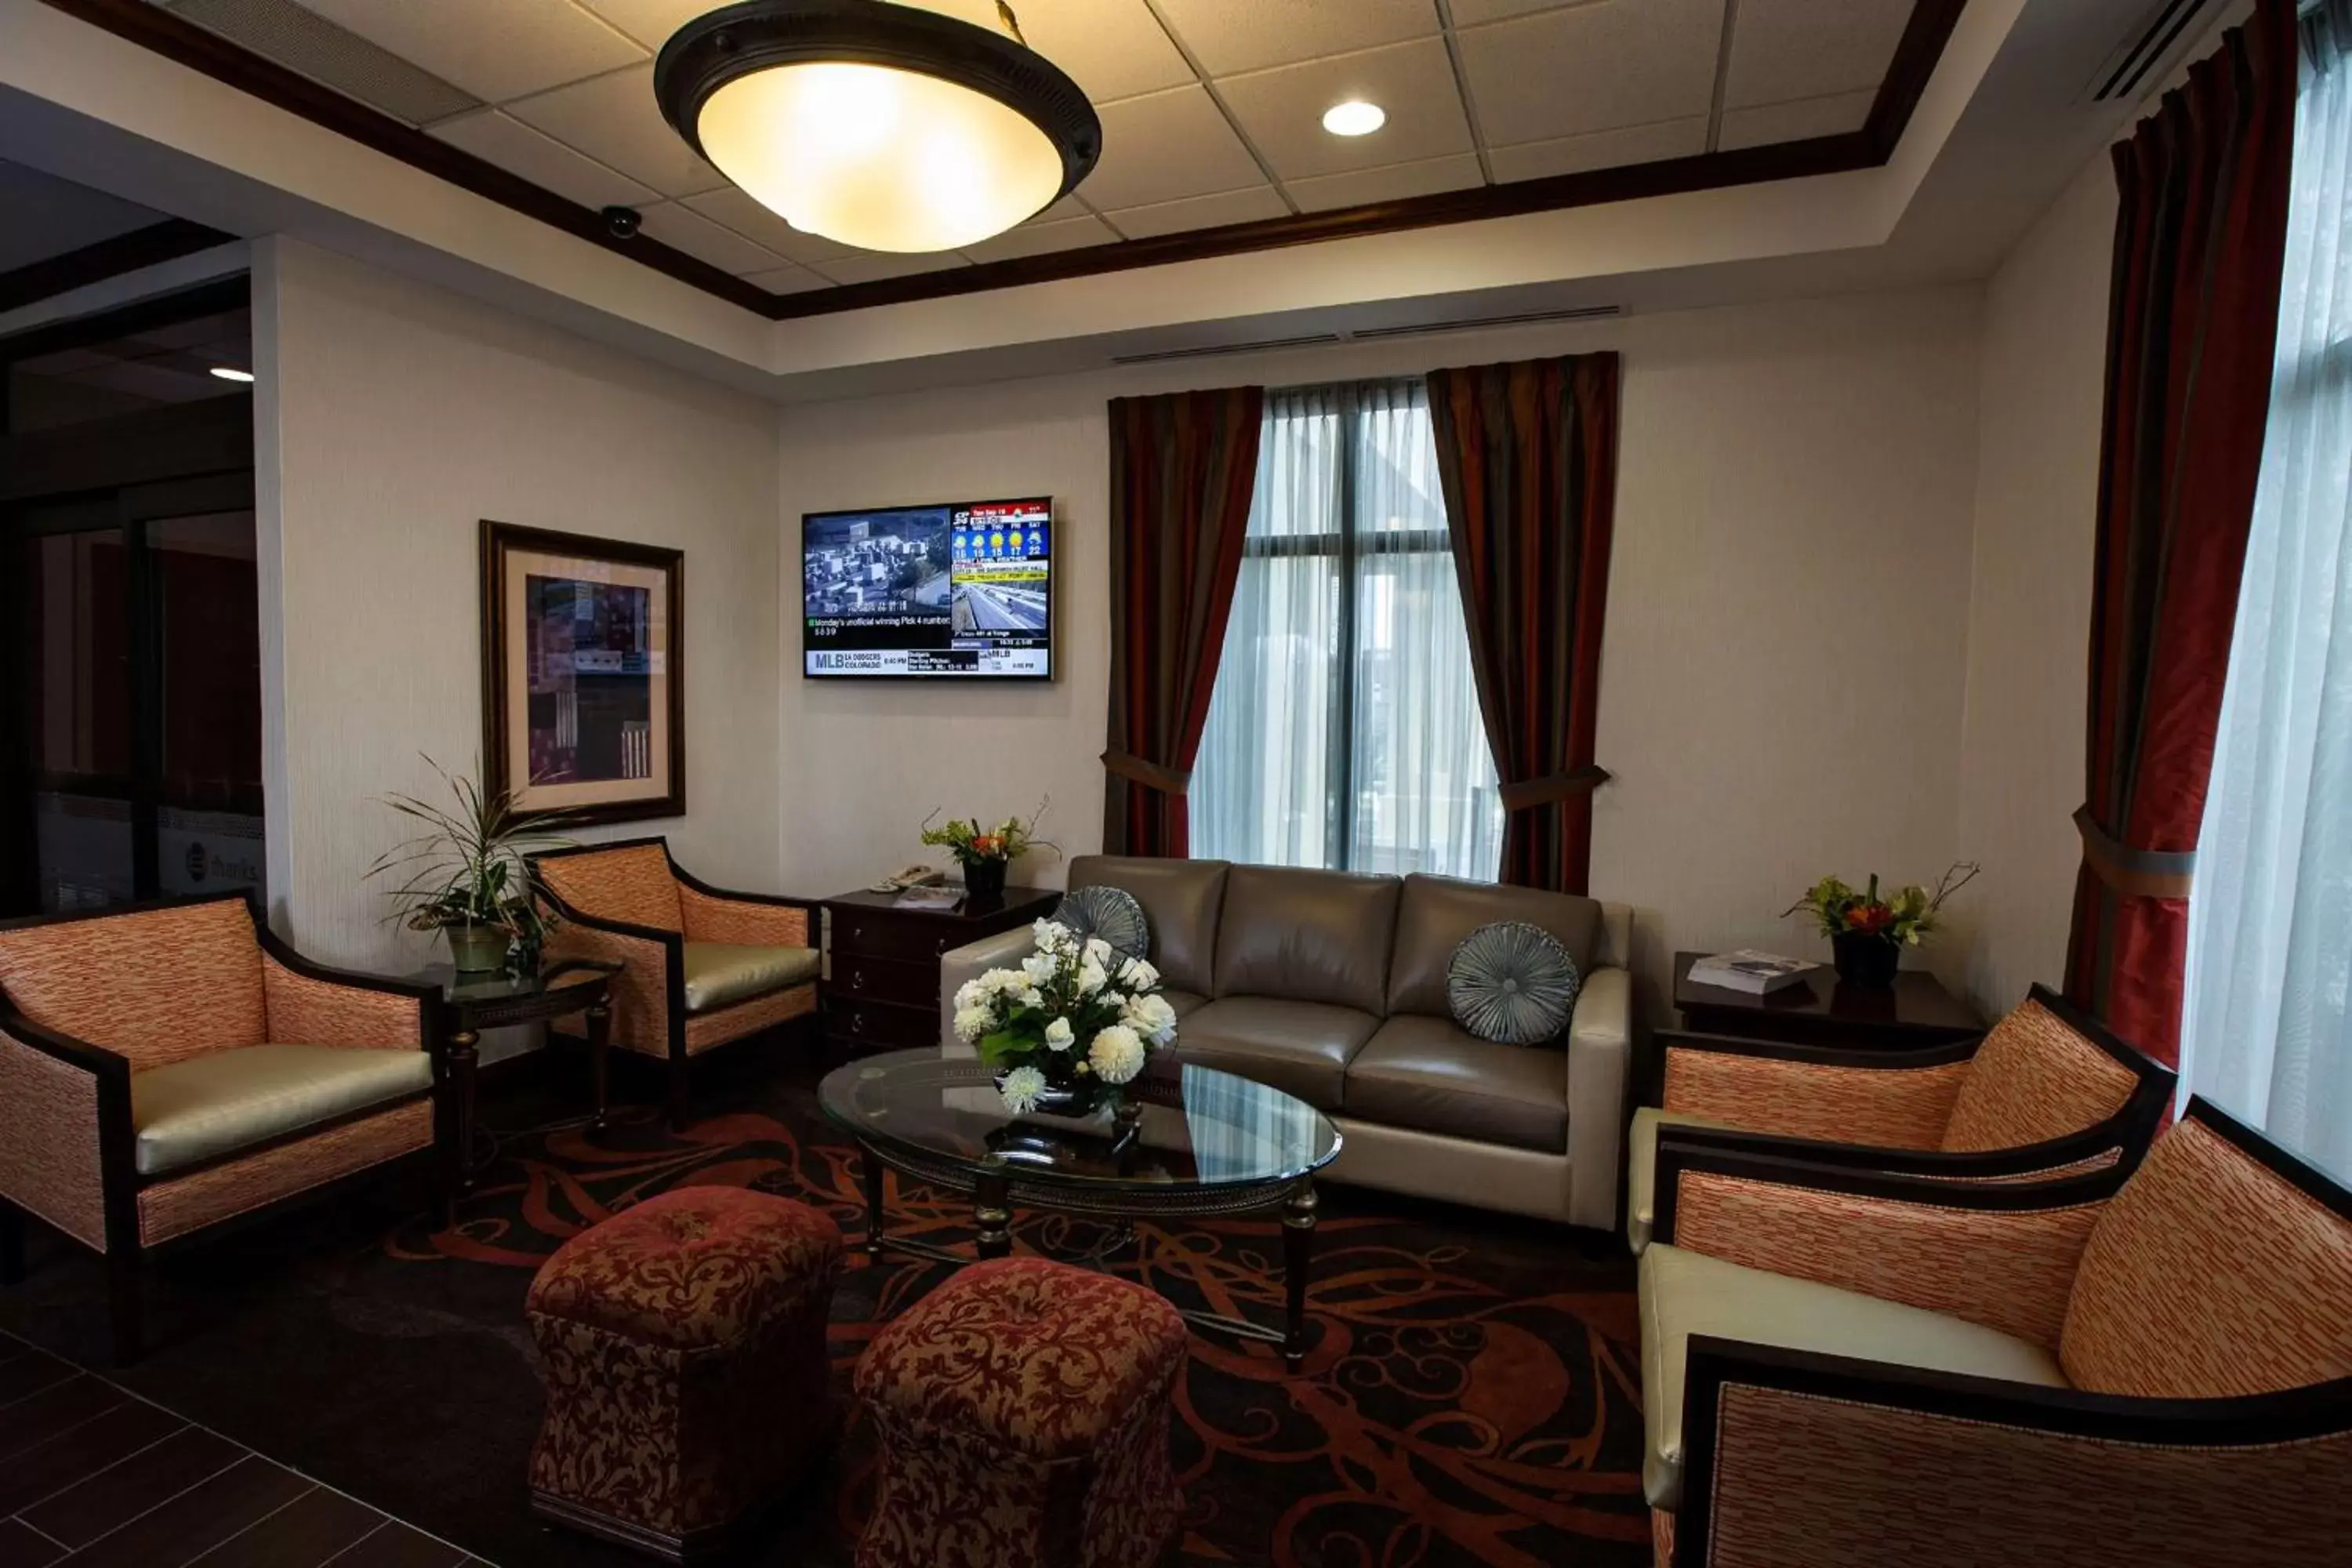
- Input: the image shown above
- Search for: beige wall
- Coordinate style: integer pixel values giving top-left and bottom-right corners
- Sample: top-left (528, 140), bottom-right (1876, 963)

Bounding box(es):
top-left (775, 287), bottom-right (1986, 999)
top-left (255, 238), bottom-right (782, 974)
top-left (1951, 158), bottom-right (2118, 1017)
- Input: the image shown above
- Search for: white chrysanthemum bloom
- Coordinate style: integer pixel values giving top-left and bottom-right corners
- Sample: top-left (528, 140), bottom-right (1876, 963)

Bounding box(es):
top-left (981, 967), bottom-right (1025, 994)
top-left (1088, 1024), bottom-right (1146, 1084)
top-left (1118, 955), bottom-right (1160, 990)
top-left (1083, 935), bottom-right (1115, 967)
top-left (1123, 993), bottom-right (1178, 1046)
top-left (1033, 919), bottom-right (1075, 953)
top-left (1018, 986), bottom-right (1045, 1009)
top-left (1044, 1017), bottom-right (1075, 1051)
top-left (953, 1004), bottom-right (992, 1043)
top-left (953, 978), bottom-right (987, 1013)
top-left (999, 1065), bottom-right (1047, 1114)
top-left (1021, 951), bottom-right (1058, 987)
top-left (1076, 958), bottom-right (1108, 995)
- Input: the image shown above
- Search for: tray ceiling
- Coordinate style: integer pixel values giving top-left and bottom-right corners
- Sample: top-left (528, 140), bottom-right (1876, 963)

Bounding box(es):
top-left (106, 0), bottom-right (1953, 315)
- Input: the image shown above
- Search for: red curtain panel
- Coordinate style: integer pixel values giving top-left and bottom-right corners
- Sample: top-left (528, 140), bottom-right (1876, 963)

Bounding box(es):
top-left (2065, 0), bottom-right (2298, 1067)
top-left (1101, 387), bottom-right (1265, 857)
top-left (1426, 354), bottom-right (1621, 895)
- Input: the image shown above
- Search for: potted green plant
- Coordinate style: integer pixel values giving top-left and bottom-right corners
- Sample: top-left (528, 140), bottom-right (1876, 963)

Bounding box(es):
top-left (366, 757), bottom-right (572, 975)
top-left (1785, 862), bottom-right (1981, 989)
top-left (920, 800), bottom-right (1055, 902)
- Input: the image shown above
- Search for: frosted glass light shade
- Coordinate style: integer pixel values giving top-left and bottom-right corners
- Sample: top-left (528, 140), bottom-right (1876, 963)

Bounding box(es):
top-left (696, 61), bottom-right (1064, 252)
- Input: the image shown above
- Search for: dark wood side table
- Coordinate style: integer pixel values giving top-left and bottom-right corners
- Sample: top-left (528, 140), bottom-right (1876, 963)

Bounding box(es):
top-left (1671, 951), bottom-right (1981, 1049)
top-left (821, 886), bottom-right (1061, 1054)
top-left (412, 959), bottom-right (622, 1194)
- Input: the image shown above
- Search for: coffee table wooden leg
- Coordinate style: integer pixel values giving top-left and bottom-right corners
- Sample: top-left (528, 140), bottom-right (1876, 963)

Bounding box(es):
top-left (973, 1160), bottom-right (1013, 1261)
top-left (586, 998), bottom-right (612, 1133)
top-left (448, 1027), bottom-right (481, 1196)
top-left (862, 1147), bottom-right (887, 1259)
top-left (1283, 1179), bottom-right (1318, 1370)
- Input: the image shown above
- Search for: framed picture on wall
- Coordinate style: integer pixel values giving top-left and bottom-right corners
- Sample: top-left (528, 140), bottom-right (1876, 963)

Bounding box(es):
top-left (481, 521), bottom-right (684, 826)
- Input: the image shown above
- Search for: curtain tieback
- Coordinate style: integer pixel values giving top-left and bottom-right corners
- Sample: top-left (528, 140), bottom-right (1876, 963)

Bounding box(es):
top-left (2073, 805), bottom-right (2195, 898)
top-left (1499, 766), bottom-right (1610, 812)
top-left (1102, 750), bottom-right (1193, 796)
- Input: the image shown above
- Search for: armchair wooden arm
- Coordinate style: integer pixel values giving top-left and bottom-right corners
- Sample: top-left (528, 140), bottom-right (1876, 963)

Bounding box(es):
top-left (1653, 1029), bottom-right (1978, 1149)
top-left (254, 920), bottom-right (435, 1051)
top-left (537, 886), bottom-right (683, 1062)
top-left (1653, 1142), bottom-right (2127, 1347)
top-left (1671, 1337), bottom-right (2352, 1568)
top-left (673, 869), bottom-right (818, 949)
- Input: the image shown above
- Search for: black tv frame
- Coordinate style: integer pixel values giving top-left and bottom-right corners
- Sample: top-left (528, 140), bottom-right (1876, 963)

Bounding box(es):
top-left (800, 495), bottom-right (1055, 682)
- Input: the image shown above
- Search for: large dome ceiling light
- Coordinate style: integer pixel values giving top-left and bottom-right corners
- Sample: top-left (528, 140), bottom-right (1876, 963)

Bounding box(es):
top-left (655, 0), bottom-right (1102, 256)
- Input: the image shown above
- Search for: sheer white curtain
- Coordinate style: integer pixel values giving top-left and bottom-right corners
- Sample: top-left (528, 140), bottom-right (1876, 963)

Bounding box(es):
top-left (2181, 0), bottom-right (2352, 1174)
top-left (1192, 379), bottom-right (1504, 878)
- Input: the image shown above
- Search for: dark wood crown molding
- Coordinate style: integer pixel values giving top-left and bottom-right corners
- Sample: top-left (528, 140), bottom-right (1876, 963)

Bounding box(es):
top-left (34, 0), bottom-right (1965, 325)
top-left (0, 217), bottom-right (238, 315)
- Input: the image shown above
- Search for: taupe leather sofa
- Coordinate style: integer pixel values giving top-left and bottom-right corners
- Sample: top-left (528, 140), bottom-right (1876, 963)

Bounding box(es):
top-left (938, 856), bottom-right (1635, 1229)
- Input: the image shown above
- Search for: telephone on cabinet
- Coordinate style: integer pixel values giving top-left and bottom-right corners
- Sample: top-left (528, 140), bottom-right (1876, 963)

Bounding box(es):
top-left (869, 863), bottom-right (948, 893)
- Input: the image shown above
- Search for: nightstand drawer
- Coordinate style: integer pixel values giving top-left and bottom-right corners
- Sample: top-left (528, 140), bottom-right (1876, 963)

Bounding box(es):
top-left (826, 996), bottom-right (938, 1050)
top-left (832, 908), bottom-right (965, 964)
top-left (830, 953), bottom-right (936, 1008)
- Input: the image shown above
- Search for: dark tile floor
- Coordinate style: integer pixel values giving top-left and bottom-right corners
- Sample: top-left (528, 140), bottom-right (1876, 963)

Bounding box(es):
top-left (0, 1333), bottom-right (488, 1568)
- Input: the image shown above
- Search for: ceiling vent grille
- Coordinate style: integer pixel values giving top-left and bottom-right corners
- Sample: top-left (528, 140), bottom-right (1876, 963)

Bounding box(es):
top-left (2088, 0), bottom-right (2215, 103)
top-left (164, 0), bottom-right (481, 127)
top-left (1348, 303), bottom-right (1623, 341)
top-left (1112, 333), bottom-right (1344, 365)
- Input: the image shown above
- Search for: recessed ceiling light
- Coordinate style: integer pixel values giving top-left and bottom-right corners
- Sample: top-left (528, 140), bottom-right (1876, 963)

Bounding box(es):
top-left (209, 367), bottom-right (256, 383)
top-left (654, 2), bottom-right (1102, 255)
top-left (1322, 100), bottom-right (1386, 137)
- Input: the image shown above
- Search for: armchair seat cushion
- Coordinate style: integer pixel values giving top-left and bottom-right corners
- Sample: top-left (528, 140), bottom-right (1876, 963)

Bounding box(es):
top-left (131, 1044), bottom-right (434, 1178)
top-left (1627, 1106), bottom-right (1737, 1254)
top-left (682, 942), bottom-right (819, 1014)
top-left (1639, 1243), bottom-right (2066, 1511)
top-left (1345, 1015), bottom-right (1568, 1153)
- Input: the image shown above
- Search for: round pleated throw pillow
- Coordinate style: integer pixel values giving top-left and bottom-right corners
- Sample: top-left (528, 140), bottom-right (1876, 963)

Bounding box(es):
top-left (1053, 884), bottom-right (1150, 961)
top-left (1448, 921), bottom-right (1582, 1045)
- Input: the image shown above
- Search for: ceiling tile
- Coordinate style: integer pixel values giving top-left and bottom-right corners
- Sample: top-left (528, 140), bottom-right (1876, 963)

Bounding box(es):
top-left (682, 187), bottom-right (860, 263)
top-left (1718, 89), bottom-right (1876, 151)
top-left (743, 262), bottom-right (833, 295)
top-left (291, 0), bottom-right (645, 104)
top-left (1285, 153), bottom-right (1484, 213)
top-left (1446, 0), bottom-right (1584, 23)
top-left (894, 0), bottom-right (1195, 103)
top-left (960, 214), bottom-right (1121, 263)
top-left (1080, 85), bottom-right (1266, 210)
top-left (1149, 0), bottom-right (1437, 76)
top-left (1723, 0), bottom-right (1911, 109)
top-left (1100, 184), bottom-right (1290, 238)
top-left (1036, 194), bottom-right (1097, 222)
top-left (506, 65), bottom-right (727, 197)
top-left (428, 108), bottom-right (658, 209)
top-left (1486, 115), bottom-right (1707, 183)
top-left (814, 251), bottom-right (972, 285)
top-left (1455, 0), bottom-right (1724, 147)
top-left (1216, 37), bottom-right (1473, 183)
top-left (636, 201), bottom-right (786, 274)
top-left (570, 0), bottom-right (722, 52)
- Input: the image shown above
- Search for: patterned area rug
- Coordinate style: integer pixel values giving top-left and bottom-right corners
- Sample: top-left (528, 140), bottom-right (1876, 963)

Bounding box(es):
top-left (0, 1056), bottom-right (1650, 1568)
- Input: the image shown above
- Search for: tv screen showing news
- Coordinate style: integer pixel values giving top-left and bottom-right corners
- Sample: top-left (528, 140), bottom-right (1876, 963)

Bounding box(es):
top-left (802, 497), bottom-right (1053, 679)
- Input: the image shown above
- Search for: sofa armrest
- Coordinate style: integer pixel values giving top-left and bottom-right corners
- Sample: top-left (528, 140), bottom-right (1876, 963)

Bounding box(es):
top-left (674, 875), bottom-right (816, 949)
top-left (0, 1012), bottom-right (129, 1252)
top-left (1654, 1143), bottom-right (2125, 1348)
top-left (1565, 965), bottom-right (1632, 1229)
top-left (937, 924), bottom-right (1044, 1058)
top-left (1657, 1030), bottom-right (1976, 1150)
top-left (1673, 1338), bottom-right (2352, 1567)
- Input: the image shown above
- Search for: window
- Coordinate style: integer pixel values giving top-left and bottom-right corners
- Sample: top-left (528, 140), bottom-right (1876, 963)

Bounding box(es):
top-left (1192, 379), bottom-right (1504, 878)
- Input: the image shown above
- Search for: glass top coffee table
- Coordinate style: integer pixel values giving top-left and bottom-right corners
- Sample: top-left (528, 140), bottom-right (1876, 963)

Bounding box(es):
top-left (819, 1049), bottom-right (1341, 1369)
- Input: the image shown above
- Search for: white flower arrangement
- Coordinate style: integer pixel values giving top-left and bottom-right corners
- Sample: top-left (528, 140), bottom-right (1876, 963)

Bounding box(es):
top-left (953, 918), bottom-right (1178, 1113)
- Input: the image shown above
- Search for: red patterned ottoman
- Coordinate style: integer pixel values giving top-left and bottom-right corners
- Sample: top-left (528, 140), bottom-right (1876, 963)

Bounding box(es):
top-left (853, 1257), bottom-right (1189, 1568)
top-left (525, 1185), bottom-right (841, 1561)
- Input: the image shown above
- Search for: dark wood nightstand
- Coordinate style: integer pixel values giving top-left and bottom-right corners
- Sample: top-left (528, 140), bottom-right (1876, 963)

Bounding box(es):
top-left (822, 887), bottom-right (1061, 1054)
top-left (1671, 950), bottom-right (1981, 1048)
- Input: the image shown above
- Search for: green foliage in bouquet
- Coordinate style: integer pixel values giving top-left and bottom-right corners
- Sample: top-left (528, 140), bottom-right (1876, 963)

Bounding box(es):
top-left (920, 797), bottom-right (1057, 868)
top-left (951, 918), bottom-right (1178, 1113)
top-left (1785, 861), bottom-right (1981, 947)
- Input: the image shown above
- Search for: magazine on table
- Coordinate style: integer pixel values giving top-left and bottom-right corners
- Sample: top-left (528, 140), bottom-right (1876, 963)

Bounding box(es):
top-left (1687, 949), bottom-right (1818, 994)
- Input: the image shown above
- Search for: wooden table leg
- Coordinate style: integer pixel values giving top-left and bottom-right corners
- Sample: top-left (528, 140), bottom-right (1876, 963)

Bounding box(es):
top-left (0, 1200), bottom-right (25, 1286)
top-left (586, 997), bottom-right (612, 1133)
top-left (862, 1147), bottom-right (887, 1259)
top-left (973, 1160), bottom-right (1013, 1261)
top-left (448, 1026), bottom-right (481, 1194)
top-left (1283, 1179), bottom-right (1318, 1371)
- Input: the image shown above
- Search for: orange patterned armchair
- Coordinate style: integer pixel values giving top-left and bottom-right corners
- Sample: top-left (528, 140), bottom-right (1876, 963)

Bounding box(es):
top-left (1628, 985), bottom-right (2174, 1251)
top-left (532, 839), bottom-right (819, 1127)
top-left (0, 894), bottom-right (441, 1362)
top-left (1641, 1098), bottom-right (2352, 1566)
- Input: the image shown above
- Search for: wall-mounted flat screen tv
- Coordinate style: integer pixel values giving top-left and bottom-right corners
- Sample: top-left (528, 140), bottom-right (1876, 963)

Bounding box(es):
top-left (802, 497), bottom-right (1053, 679)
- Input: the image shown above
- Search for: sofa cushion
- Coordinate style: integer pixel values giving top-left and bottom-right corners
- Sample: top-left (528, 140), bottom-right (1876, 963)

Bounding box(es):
top-left (682, 942), bottom-right (820, 1013)
top-left (1639, 1243), bottom-right (2067, 1511)
top-left (130, 1044), bottom-right (435, 1177)
top-left (1345, 1016), bottom-right (1568, 1152)
top-left (1053, 884), bottom-right (1151, 960)
top-left (1068, 856), bottom-right (1229, 996)
top-left (1447, 921), bottom-right (1581, 1044)
top-left (1626, 1105), bottom-right (1737, 1254)
top-left (1171, 996), bottom-right (1381, 1111)
top-left (1213, 865), bottom-right (1399, 1014)
top-left (1163, 989), bottom-right (1209, 1018)
top-left (1387, 874), bottom-right (1600, 1017)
